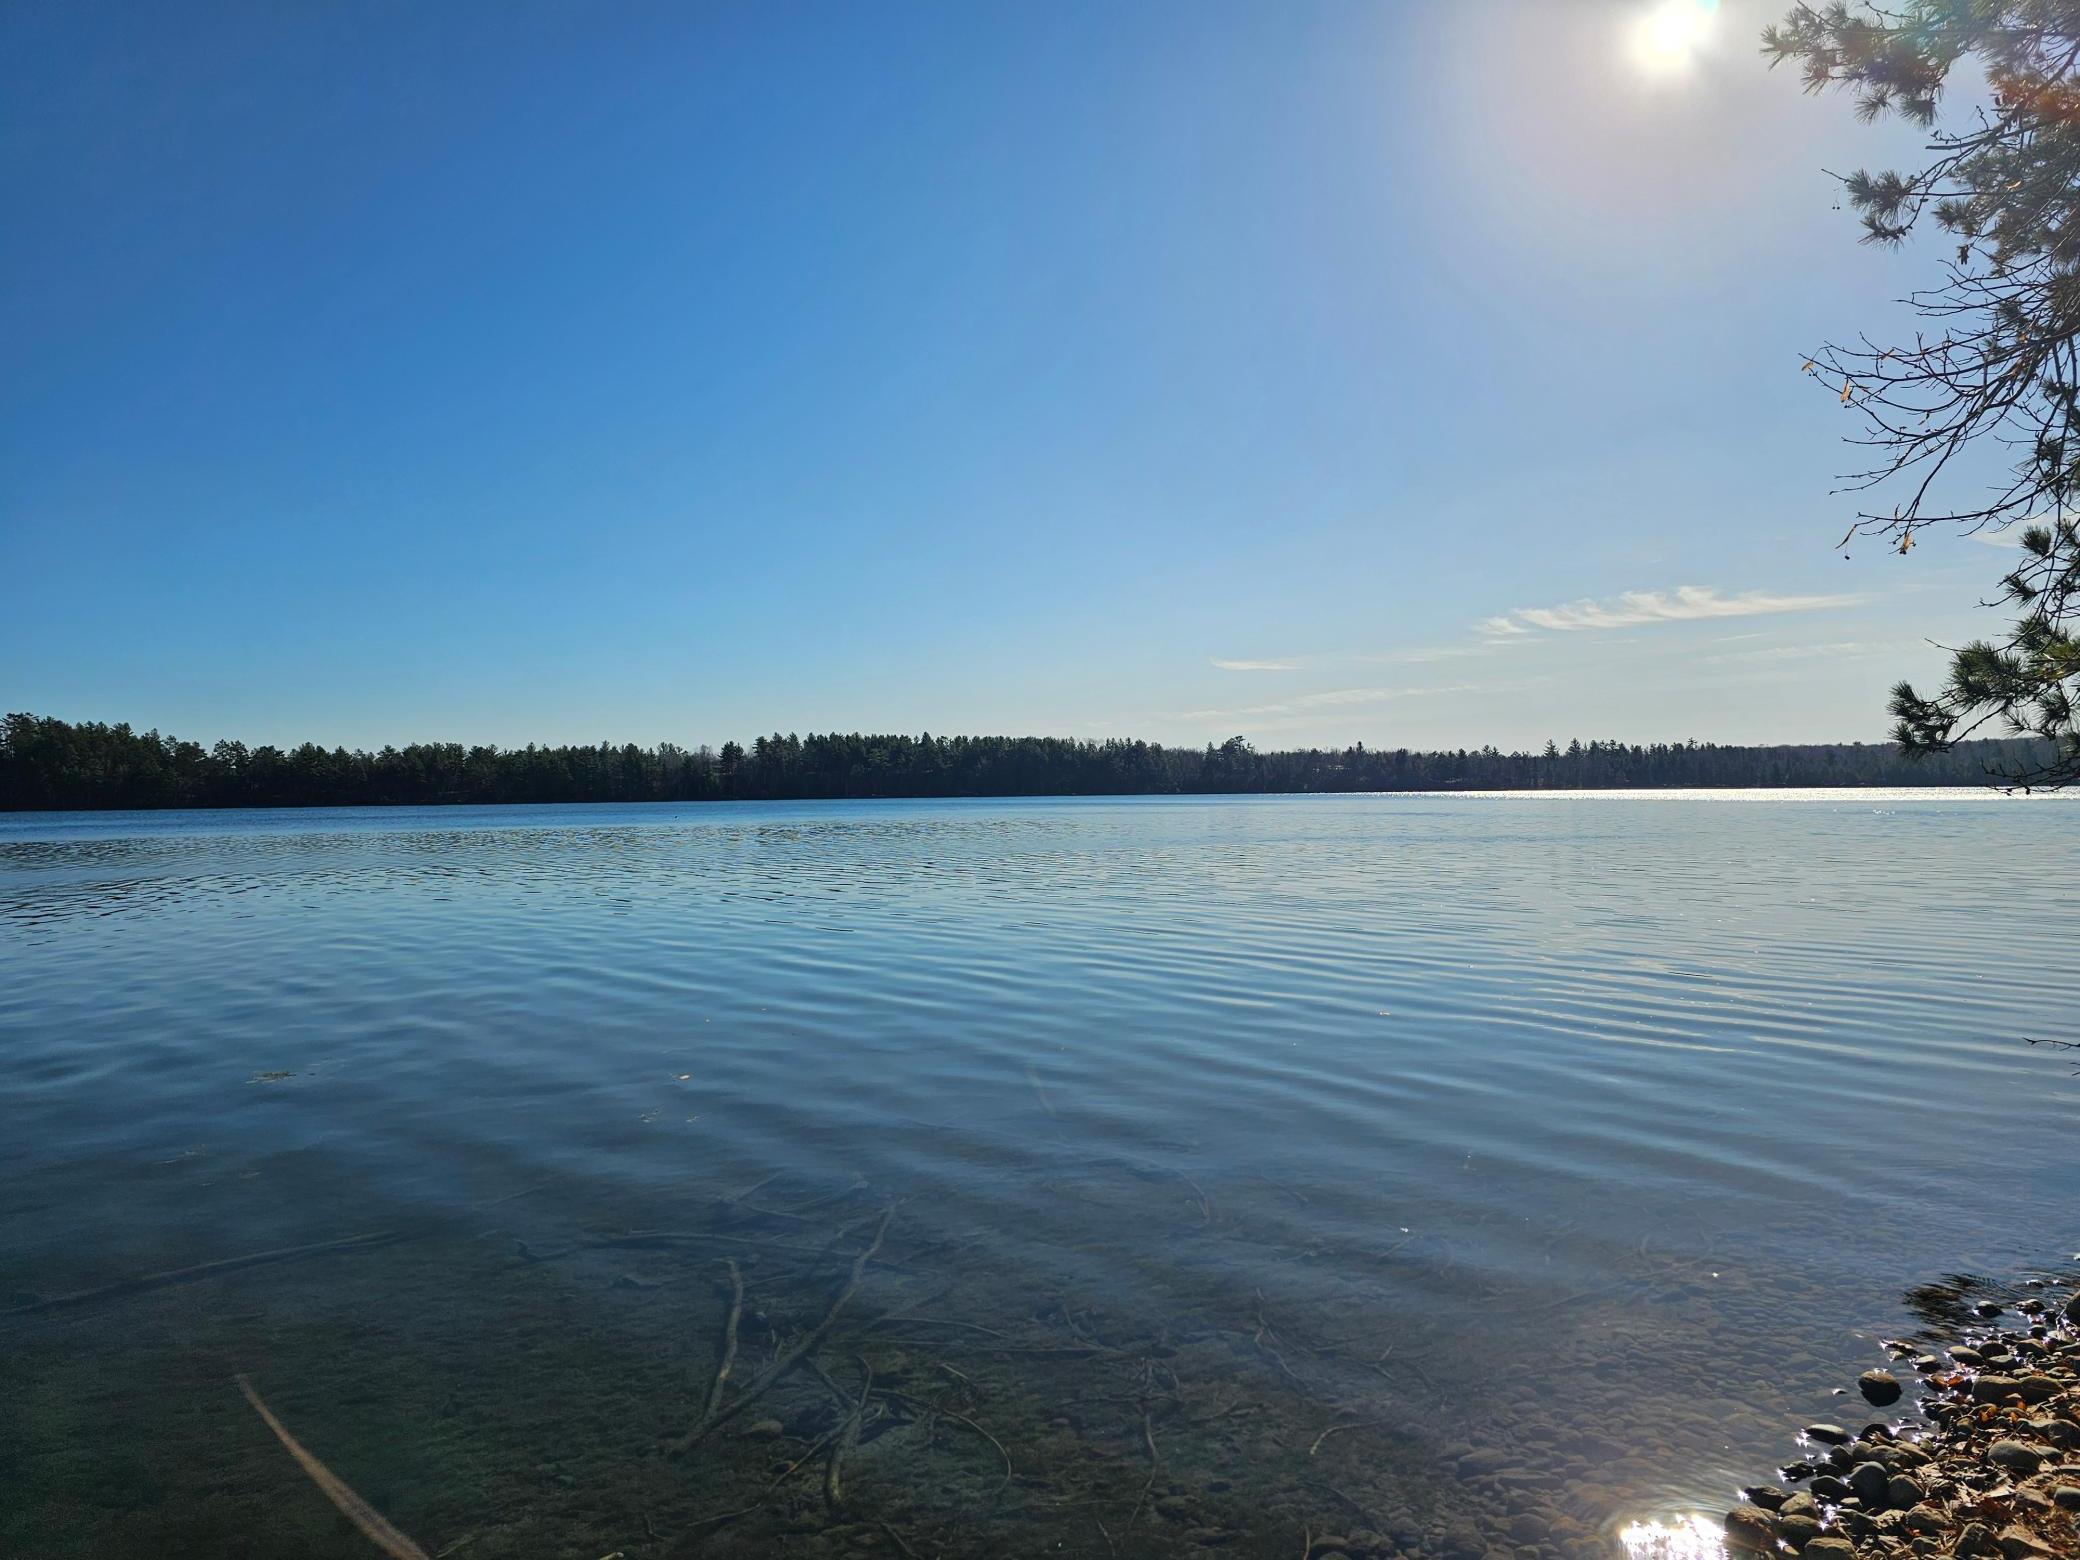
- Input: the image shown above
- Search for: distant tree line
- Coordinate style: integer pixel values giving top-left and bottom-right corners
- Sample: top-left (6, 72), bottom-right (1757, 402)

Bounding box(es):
top-left (0, 713), bottom-right (2055, 812)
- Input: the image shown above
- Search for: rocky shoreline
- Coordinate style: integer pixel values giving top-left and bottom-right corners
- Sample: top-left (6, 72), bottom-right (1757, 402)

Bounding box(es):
top-left (1723, 1278), bottom-right (2080, 1560)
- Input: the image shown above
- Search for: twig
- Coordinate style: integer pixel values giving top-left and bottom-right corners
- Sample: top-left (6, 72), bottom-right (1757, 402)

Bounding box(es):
top-left (1177, 1169), bottom-right (1213, 1224)
top-left (678, 1207), bottom-right (893, 1447)
top-left (1251, 1291), bottom-right (1305, 1389)
top-left (826, 1355), bottom-right (873, 1509)
top-left (234, 1373), bottom-right (430, 1560)
top-left (702, 1261), bottom-right (743, 1423)
top-left (1126, 1407), bottom-right (1159, 1530)
top-left (1308, 1421), bottom-right (1375, 1456)
top-left (594, 1231), bottom-right (839, 1258)
top-left (880, 1388), bottom-right (1014, 1494)
top-left (866, 1315), bottom-right (1010, 1340)
top-left (877, 1520), bottom-right (925, 1559)
top-left (9, 1232), bottom-right (403, 1318)
top-left (722, 1170), bottom-right (782, 1205)
top-left (921, 1343), bottom-right (1109, 1358)
top-left (774, 1173), bottom-right (868, 1215)
top-left (680, 1424), bottom-right (844, 1534)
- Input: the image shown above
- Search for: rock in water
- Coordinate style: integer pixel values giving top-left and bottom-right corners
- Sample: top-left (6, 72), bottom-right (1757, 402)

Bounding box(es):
top-left (1803, 1423), bottom-right (1852, 1445)
top-left (1858, 1368), bottom-right (1902, 1405)
top-left (1723, 1505), bottom-right (1779, 1554)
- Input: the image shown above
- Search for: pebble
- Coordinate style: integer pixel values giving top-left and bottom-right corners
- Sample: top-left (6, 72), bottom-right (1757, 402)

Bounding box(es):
top-left (1442, 1520), bottom-right (1486, 1560)
top-left (1804, 1539), bottom-right (1855, 1560)
top-left (1858, 1370), bottom-right (1902, 1406)
top-left (1995, 1523), bottom-right (2053, 1557)
top-left (1804, 1423), bottom-right (1853, 1444)
top-left (1778, 1514), bottom-right (1822, 1548)
top-left (2052, 1486), bottom-right (2080, 1511)
top-left (1986, 1439), bottom-right (2043, 1474)
top-left (1972, 1375), bottom-right (2021, 1404)
top-left (1847, 1461), bottom-right (1890, 1505)
top-left (1456, 1449), bottom-right (1513, 1476)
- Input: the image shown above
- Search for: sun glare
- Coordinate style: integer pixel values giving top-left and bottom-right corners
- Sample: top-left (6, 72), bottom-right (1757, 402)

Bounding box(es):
top-left (1620, 1516), bottom-right (1728, 1560)
top-left (1630, 0), bottom-right (1719, 78)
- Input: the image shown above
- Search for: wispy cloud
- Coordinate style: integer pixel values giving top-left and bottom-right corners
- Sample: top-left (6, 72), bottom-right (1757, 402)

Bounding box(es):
top-left (1488, 584), bottom-right (1861, 635)
top-left (1210, 657), bottom-right (1304, 672)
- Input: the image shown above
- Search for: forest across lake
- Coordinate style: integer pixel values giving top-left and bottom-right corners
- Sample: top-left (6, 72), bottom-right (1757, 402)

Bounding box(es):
top-left (0, 712), bottom-right (2058, 811)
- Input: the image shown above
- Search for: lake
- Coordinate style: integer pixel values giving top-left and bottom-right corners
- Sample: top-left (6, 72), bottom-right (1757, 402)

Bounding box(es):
top-left (2, 792), bottom-right (2075, 1560)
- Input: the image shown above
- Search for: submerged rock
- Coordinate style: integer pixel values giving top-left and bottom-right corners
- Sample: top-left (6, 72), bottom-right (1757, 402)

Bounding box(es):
top-left (1724, 1505), bottom-right (1779, 1553)
top-left (1857, 1369), bottom-right (1902, 1405)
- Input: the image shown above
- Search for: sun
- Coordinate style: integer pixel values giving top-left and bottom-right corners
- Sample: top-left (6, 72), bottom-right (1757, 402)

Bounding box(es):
top-left (1630, 0), bottom-right (1720, 78)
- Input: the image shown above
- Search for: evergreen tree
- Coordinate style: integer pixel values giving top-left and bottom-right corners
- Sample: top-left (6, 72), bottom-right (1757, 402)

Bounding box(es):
top-left (1766, 2), bottom-right (2080, 783)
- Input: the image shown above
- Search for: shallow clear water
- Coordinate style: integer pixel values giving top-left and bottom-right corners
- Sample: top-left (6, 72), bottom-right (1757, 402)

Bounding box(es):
top-left (2, 793), bottom-right (2075, 1560)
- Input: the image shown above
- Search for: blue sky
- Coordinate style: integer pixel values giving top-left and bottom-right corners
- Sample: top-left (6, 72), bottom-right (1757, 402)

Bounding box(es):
top-left (0, 0), bottom-right (2021, 751)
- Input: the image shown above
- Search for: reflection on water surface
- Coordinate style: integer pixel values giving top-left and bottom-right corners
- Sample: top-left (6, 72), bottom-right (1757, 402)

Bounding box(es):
top-left (1, 794), bottom-right (2075, 1558)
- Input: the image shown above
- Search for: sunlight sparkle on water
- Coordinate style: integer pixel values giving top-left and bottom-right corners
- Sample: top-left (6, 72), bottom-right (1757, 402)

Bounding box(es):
top-left (1621, 1516), bottom-right (1728, 1560)
top-left (1630, 0), bottom-right (1719, 78)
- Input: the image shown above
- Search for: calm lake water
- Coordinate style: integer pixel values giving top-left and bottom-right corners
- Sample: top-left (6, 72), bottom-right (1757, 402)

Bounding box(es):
top-left (2, 792), bottom-right (2076, 1560)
